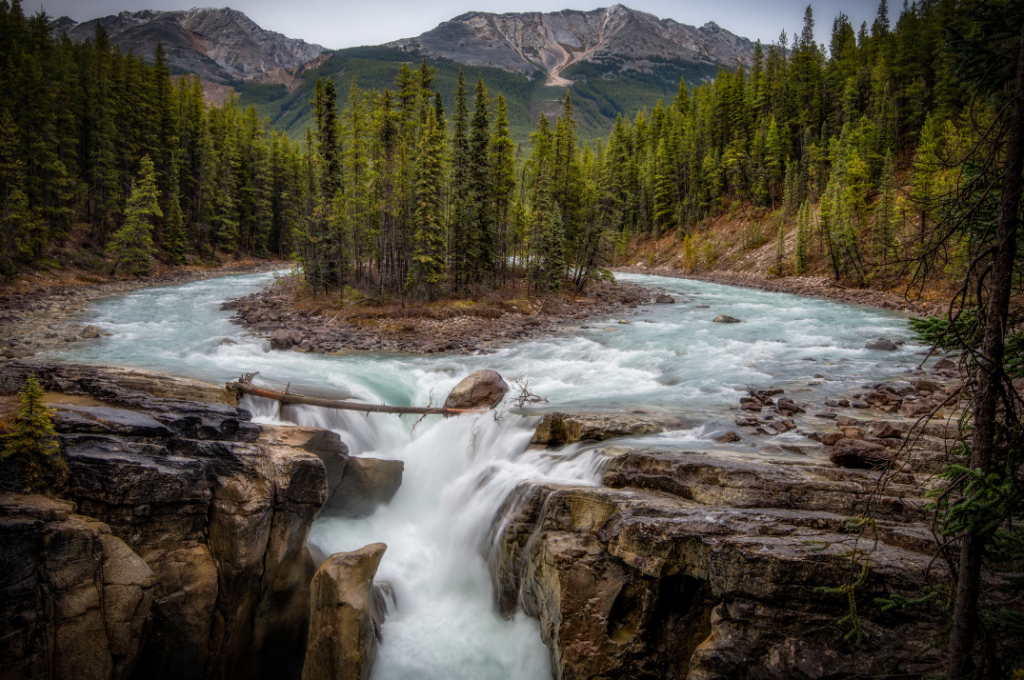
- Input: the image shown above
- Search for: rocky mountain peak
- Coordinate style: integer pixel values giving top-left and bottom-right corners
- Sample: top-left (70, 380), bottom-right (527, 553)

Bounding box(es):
top-left (48, 7), bottom-right (325, 83)
top-left (387, 5), bottom-right (755, 87)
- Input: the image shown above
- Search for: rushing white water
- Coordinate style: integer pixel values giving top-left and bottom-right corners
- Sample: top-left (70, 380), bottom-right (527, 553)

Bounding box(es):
top-left (47, 270), bottom-right (928, 679)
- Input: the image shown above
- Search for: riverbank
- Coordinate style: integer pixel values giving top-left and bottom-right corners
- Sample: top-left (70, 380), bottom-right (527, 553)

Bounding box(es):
top-left (224, 274), bottom-right (651, 355)
top-left (0, 259), bottom-right (289, 360)
top-left (614, 264), bottom-right (949, 317)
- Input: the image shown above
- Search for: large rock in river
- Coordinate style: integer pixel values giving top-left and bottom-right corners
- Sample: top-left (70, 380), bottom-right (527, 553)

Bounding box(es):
top-left (866, 338), bottom-right (898, 351)
top-left (532, 412), bottom-right (664, 446)
top-left (829, 438), bottom-right (893, 468)
top-left (713, 314), bottom-right (741, 323)
top-left (444, 369), bottom-right (509, 409)
top-left (325, 457), bottom-right (403, 517)
top-left (303, 544), bottom-right (388, 680)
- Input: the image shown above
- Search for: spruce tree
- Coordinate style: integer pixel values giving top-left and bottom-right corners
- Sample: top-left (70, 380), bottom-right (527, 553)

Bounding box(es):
top-left (795, 199), bottom-right (810, 275)
top-left (490, 94), bottom-right (515, 284)
top-left (449, 70), bottom-right (470, 288)
top-left (774, 217), bottom-right (786, 275)
top-left (108, 156), bottom-right (161, 274)
top-left (539, 207), bottom-right (566, 292)
top-left (1, 374), bottom-right (66, 491)
top-left (165, 160), bottom-right (186, 264)
top-left (467, 77), bottom-right (493, 283)
top-left (873, 149), bottom-right (896, 259)
top-left (408, 107), bottom-right (446, 299)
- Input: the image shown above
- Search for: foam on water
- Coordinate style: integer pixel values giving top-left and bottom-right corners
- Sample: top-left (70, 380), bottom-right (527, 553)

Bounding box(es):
top-left (47, 269), bottom-right (925, 678)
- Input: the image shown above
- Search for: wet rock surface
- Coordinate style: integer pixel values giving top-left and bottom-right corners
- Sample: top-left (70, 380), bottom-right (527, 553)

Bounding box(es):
top-left (531, 412), bottom-right (670, 446)
top-left (0, 361), bottom-right (403, 680)
top-left (503, 363), bottom-right (969, 678)
top-left (302, 544), bottom-right (389, 680)
top-left (493, 449), bottom-right (948, 679)
top-left (444, 369), bottom-right (510, 409)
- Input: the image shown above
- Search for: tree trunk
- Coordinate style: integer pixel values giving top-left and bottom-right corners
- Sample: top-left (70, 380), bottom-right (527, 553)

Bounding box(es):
top-left (947, 20), bottom-right (1024, 679)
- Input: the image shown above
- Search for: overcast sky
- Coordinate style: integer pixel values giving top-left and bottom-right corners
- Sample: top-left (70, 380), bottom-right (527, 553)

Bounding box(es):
top-left (31, 0), bottom-right (886, 52)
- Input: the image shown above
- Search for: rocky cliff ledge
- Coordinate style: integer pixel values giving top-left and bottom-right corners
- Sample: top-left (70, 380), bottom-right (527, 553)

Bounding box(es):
top-left (492, 443), bottom-right (950, 678)
top-left (0, 361), bottom-right (396, 680)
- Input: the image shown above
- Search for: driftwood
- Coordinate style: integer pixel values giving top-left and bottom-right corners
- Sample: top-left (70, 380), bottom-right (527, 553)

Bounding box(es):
top-left (227, 379), bottom-right (483, 417)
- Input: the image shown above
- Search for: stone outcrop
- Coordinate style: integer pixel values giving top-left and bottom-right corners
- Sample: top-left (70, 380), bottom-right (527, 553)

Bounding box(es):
top-left (712, 314), bottom-right (741, 323)
top-left (0, 493), bottom-right (158, 680)
top-left (0, 362), bottom-right (340, 680)
top-left (444, 369), bottom-right (510, 409)
top-left (0, 359), bottom-right (235, 405)
top-left (325, 457), bottom-right (403, 518)
top-left (531, 412), bottom-right (665, 446)
top-left (492, 447), bottom-right (946, 678)
top-left (303, 544), bottom-right (388, 680)
top-left (866, 338), bottom-right (898, 351)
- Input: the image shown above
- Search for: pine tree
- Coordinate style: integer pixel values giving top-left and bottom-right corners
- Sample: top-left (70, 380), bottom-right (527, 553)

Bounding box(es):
top-left (1, 374), bottom-right (66, 491)
top-left (538, 207), bottom-right (566, 292)
top-left (408, 107), bottom-right (446, 299)
top-left (795, 199), bottom-right (810, 275)
top-left (774, 217), bottom-right (786, 275)
top-left (449, 70), bottom-right (470, 288)
top-left (165, 157), bottom-right (186, 264)
top-left (108, 156), bottom-right (161, 274)
top-left (490, 94), bottom-right (515, 284)
top-left (466, 77), bottom-right (494, 283)
top-left (873, 149), bottom-right (897, 259)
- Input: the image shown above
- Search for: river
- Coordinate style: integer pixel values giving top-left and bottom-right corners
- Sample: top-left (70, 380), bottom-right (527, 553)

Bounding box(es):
top-left (45, 270), bottom-right (923, 680)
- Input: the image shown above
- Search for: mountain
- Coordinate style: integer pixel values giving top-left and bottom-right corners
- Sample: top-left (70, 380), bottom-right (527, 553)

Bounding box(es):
top-left (387, 5), bottom-right (754, 87)
top-left (244, 6), bottom-right (756, 143)
top-left (48, 5), bottom-right (756, 144)
top-left (48, 8), bottom-right (325, 83)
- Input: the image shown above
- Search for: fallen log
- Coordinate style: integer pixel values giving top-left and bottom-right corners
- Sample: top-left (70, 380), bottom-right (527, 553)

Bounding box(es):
top-left (227, 380), bottom-right (484, 417)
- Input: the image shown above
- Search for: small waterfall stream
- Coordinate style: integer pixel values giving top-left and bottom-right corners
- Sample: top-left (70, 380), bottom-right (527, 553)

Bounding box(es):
top-left (46, 269), bottom-right (926, 679)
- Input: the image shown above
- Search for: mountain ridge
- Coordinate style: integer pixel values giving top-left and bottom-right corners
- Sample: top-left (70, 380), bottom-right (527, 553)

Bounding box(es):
top-left (48, 7), bottom-right (325, 83)
top-left (387, 5), bottom-right (755, 86)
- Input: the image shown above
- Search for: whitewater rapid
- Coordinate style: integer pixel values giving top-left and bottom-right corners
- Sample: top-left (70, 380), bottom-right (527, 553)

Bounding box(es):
top-left (47, 269), bottom-right (925, 679)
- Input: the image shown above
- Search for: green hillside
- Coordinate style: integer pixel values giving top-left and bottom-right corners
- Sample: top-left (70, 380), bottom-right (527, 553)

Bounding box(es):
top-left (231, 46), bottom-right (720, 145)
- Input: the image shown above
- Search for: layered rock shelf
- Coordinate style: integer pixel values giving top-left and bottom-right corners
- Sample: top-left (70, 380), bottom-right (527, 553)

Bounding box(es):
top-left (0, 361), bottom-right (397, 680)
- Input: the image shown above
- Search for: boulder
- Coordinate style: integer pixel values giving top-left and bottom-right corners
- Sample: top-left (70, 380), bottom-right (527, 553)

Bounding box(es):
top-left (934, 358), bottom-right (957, 370)
top-left (443, 369), bottom-right (509, 409)
top-left (271, 329), bottom-right (295, 350)
top-left (713, 314), bottom-right (741, 323)
top-left (80, 324), bottom-right (103, 338)
top-left (532, 412), bottom-right (664, 446)
top-left (820, 432), bottom-right (844, 446)
top-left (911, 379), bottom-right (942, 393)
top-left (715, 431), bottom-right (741, 443)
top-left (303, 544), bottom-right (388, 680)
top-left (865, 338), bottom-right (897, 351)
top-left (326, 457), bottom-right (403, 517)
top-left (829, 438), bottom-right (893, 468)
top-left (655, 294), bottom-right (675, 304)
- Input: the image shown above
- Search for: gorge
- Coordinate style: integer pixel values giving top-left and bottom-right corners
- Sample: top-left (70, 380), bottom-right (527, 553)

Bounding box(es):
top-left (1, 270), bottom-right (963, 679)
